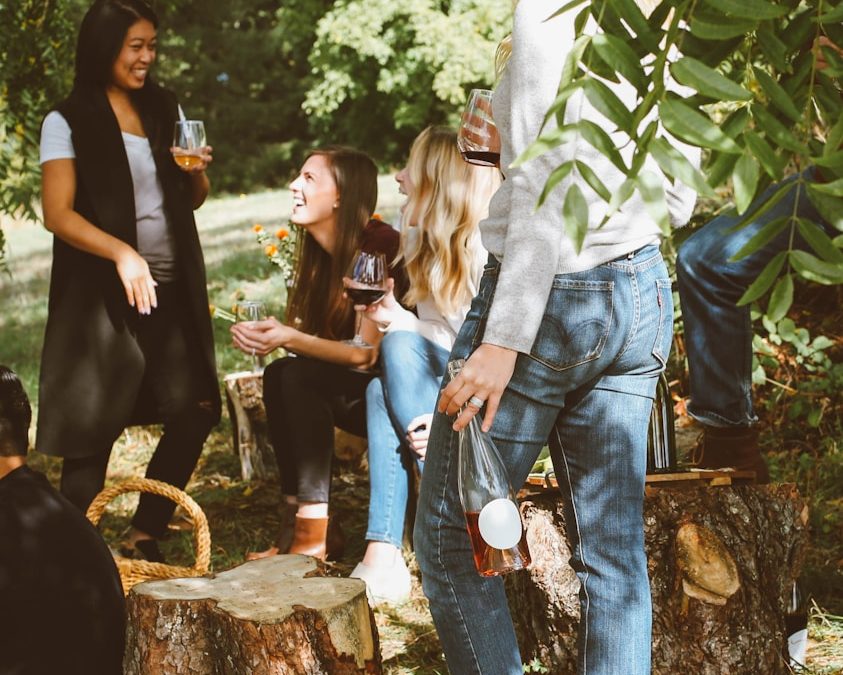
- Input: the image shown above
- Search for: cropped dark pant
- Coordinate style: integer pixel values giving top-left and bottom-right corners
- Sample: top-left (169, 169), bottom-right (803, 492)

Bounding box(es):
top-left (262, 356), bottom-right (372, 503)
top-left (59, 284), bottom-right (217, 538)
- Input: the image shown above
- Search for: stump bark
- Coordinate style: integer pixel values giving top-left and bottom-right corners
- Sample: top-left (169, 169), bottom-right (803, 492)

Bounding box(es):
top-left (125, 555), bottom-right (381, 674)
top-left (506, 483), bottom-right (808, 674)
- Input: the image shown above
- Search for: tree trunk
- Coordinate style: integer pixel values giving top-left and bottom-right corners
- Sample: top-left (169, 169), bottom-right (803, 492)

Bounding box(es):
top-left (507, 482), bottom-right (808, 674)
top-left (125, 555), bottom-right (382, 674)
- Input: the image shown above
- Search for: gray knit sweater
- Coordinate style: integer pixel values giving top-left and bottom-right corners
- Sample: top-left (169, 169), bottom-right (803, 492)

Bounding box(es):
top-left (480, 0), bottom-right (699, 354)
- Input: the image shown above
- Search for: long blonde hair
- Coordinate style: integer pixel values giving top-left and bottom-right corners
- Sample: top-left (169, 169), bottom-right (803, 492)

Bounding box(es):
top-left (398, 126), bottom-right (499, 315)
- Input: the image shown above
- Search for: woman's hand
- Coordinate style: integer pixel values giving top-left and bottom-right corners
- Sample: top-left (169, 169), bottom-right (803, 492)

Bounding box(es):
top-left (114, 246), bottom-right (157, 315)
top-left (406, 413), bottom-right (433, 460)
top-left (230, 317), bottom-right (290, 356)
top-left (438, 343), bottom-right (518, 432)
top-left (171, 145), bottom-right (214, 175)
top-left (357, 278), bottom-right (399, 328)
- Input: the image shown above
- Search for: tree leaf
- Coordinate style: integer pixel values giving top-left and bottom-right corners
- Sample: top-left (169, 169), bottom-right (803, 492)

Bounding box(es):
top-left (818, 2), bottom-right (843, 23)
top-left (671, 56), bottom-right (752, 101)
top-left (575, 120), bottom-right (628, 173)
top-left (757, 24), bottom-right (790, 73)
top-left (789, 250), bottom-right (843, 284)
top-left (703, 0), bottom-right (789, 20)
top-left (752, 66), bottom-right (802, 122)
top-left (607, 178), bottom-right (636, 216)
top-left (729, 216), bottom-right (790, 261)
top-left (766, 273), bottom-right (793, 322)
top-left (542, 80), bottom-right (586, 132)
top-left (730, 181), bottom-right (794, 231)
top-left (583, 78), bottom-right (633, 132)
top-left (751, 106), bottom-right (808, 154)
top-left (575, 160), bottom-right (612, 202)
top-left (824, 111), bottom-right (843, 157)
top-left (563, 184), bottom-right (589, 253)
top-left (512, 125), bottom-right (578, 167)
top-left (659, 97), bottom-right (742, 154)
top-left (809, 177), bottom-right (843, 197)
top-left (737, 251), bottom-right (787, 305)
top-left (547, 0), bottom-right (590, 20)
top-left (561, 35), bottom-right (591, 90)
top-left (537, 161), bottom-right (575, 209)
top-left (689, 12), bottom-right (759, 40)
top-left (733, 152), bottom-right (761, 214)
top-left (636, 170), bottom-right (670, 235)
top-left (806, 185), bottom-right (843, 231)
top-left (650, 136), bottom-right (715, 197)
top-left (813, 151), bottom-right (843, 172)
top-left (796, 218), bottom-right (843, 264)
top-left (591, 33), bottom-right (648, 93)
top-left (743, 130), bottom-right (786, 180)
top-left (706, 151), bottom-right (740, 187)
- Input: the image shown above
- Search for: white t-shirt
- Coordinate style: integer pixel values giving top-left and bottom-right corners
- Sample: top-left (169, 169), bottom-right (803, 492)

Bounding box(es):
top-left (40, 111), bottom-right (177, 283)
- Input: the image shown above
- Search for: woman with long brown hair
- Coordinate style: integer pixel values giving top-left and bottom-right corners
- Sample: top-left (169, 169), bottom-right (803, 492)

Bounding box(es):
top-left (231, 146), bottom-right (407, 560)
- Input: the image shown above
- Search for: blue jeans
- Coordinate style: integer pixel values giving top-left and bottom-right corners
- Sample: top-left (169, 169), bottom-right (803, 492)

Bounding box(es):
top-left (676, 174), bottom-right (831, 428)
top-left (365, 331), bottom-right (450, 547)
top-left (414, 246), bottom-right (672, 675)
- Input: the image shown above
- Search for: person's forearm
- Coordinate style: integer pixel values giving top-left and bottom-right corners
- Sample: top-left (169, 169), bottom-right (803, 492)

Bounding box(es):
top-left (283, 329), bottom-right (381, 369)
top-left (44, 206), bottom-right (134, 264)
top-left (190, 172), bottom-right (210, 209)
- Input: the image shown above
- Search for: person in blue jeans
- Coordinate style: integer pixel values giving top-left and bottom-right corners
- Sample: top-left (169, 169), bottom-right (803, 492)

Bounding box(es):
top-left (676, 171), bottom-right (833, 483)
top-left (413, 1), bottom-right (699, 673)
top-left (350, 126), bottom-right (499, 604)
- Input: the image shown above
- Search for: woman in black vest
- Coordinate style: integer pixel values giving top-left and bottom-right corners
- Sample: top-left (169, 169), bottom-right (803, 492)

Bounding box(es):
top-left (36, 0), bottom-right (220, 562)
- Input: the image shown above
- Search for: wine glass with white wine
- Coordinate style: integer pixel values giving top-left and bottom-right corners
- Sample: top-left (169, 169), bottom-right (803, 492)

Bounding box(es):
top-left (172, 120), bottom-right (206, 170)
top-left (235, 300), bottom-right (268, 372)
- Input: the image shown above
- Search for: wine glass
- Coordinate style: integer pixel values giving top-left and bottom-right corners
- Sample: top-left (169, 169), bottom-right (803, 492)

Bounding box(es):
top-left (457, 89), bottom-right (501, 167)
top-left (172, 120), bottom-right (206, 170)
top-left (343, 251), bottom-right (387, 348)
top-left (236, 300), bottom-right (267, 372)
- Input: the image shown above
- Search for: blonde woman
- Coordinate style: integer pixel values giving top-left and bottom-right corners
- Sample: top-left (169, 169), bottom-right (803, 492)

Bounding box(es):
top-left (349, 127), bottom-right (499, 604)
top-left (414, 0), bottom-right (698, 673)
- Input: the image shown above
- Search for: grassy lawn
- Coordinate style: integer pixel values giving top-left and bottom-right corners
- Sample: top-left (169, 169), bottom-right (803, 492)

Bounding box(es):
top-left (1, 180), bottom-right (840, 674)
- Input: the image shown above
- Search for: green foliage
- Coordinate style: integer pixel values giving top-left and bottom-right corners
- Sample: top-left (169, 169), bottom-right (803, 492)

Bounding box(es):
top-left (304, 0), bottom-right (511, 163)
top-left (525, 0), bottom-right (843, 325)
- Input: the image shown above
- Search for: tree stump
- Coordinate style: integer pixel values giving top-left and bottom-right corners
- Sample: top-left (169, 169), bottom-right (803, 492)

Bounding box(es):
top-left (225, 371), bottom-right (368, 481)
top-left (224, 371), bottom-right (278, 481)
top-left (506, 483), bottom-right (808, 674)
top-left (124, 555), bottom-right (381, 674)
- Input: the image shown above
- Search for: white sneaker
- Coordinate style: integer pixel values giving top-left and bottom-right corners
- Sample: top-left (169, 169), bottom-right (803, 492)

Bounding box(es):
top-left (349, 557), bottom-right (412, 606)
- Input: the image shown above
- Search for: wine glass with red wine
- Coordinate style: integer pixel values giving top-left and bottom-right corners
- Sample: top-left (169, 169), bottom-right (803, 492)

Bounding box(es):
top-left (457, 89), bottom-right (500, 167)
top-left (343, 251), bottom-right (387, 348)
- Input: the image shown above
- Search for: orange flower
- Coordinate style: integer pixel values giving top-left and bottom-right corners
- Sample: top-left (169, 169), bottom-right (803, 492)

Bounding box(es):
top-left (265, 244), bottom-right (278, 257)
top-left (371, 213), bottom-right (382, 221)
top-left (276, 227), bottom-right (289, 240)
top-left (253, 223), bottom-right (264, 233)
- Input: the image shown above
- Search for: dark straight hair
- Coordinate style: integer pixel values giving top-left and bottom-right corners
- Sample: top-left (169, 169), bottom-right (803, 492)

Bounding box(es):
top-left (74, 0), bottom-right (159, 90)
top-left (0, 366), bottom-right (32, 457)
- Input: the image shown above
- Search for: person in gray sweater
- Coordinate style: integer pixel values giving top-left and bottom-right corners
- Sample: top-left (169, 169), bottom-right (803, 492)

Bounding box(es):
top-left (413, 1), bottom-right (698, 673)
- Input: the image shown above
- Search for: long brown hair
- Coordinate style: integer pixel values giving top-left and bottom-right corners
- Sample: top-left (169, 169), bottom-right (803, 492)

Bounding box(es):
top-left (285, 147), bottom-right (379, 340)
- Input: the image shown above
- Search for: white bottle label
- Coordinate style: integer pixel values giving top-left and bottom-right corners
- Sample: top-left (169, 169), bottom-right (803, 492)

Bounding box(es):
top-left (787, 628), bottom-right (807, 667)
top-left (478, 498), bottom-right (522, 550)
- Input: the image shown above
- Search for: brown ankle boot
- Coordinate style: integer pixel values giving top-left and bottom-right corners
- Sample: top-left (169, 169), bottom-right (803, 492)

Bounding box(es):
top-left (692, 425), bottom-right (769, 483)
top-left (289, 515), bottom-right (330, 560)
top-left (246, 502), bottom-right (298, 561)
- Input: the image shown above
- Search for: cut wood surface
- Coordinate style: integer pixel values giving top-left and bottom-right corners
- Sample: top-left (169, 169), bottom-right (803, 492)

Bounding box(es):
top-left (125, 555), bottom-right (381, 674)
top-left (507, 484), bottom-right (808, 674)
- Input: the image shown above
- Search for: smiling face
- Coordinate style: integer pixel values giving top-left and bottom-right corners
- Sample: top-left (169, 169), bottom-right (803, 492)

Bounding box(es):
top-left (289, 154), bottom-right (340, 234)
top-left (110, 18), bottom-right (157, 91)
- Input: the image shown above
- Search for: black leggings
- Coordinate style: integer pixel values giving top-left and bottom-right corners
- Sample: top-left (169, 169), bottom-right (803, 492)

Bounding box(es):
top-left (263, 356), bottom-right (372, 503)
top-left (59, 284), bottom-right (217, 538)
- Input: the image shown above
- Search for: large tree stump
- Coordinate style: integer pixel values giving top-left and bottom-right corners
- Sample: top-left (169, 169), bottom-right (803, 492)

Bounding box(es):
top-left (125, 555), bottom-right (381, 674)
top-left (506, 483), bottom-right (808, 674)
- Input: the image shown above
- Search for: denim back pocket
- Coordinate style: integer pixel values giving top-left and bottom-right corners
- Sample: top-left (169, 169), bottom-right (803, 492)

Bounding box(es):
top-left (529, 279), bottom-right (614, 371)
top-left (652, 279), bottom-right (674, 367)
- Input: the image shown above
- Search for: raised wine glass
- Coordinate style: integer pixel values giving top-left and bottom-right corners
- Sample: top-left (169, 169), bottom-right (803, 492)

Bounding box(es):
top-left (457, 89), bottom-right (501, 167)
top-left (172, 120), bottom-right (206, 170)
top-left (343, 251), bottom-right (387, 348)
top-left (236, 300), bottom-right (267, 372)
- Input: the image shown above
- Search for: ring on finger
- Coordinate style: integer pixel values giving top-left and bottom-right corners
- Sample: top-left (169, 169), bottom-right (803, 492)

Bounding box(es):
top-left (467, 395), bottom-right (485, 408)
